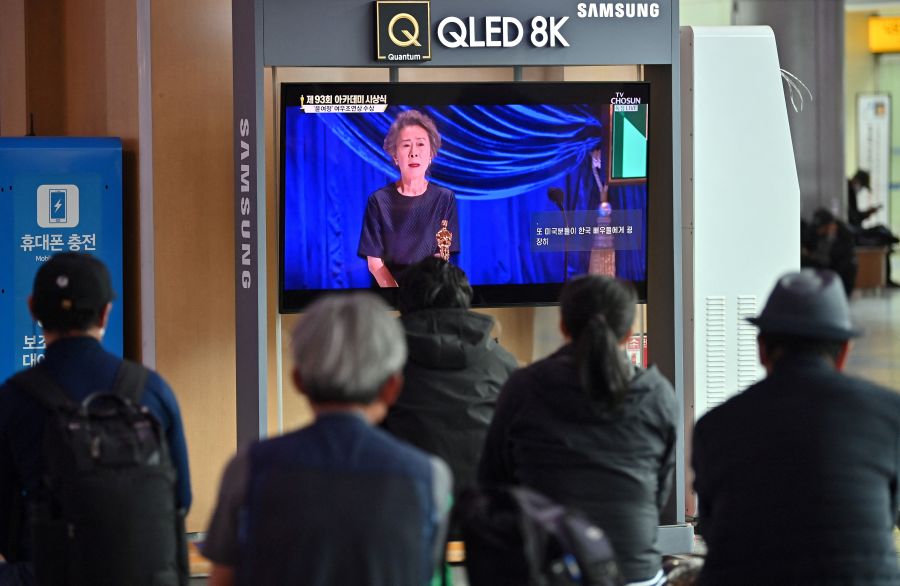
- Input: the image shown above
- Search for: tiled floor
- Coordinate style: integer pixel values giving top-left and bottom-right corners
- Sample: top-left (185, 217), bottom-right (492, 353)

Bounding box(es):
top-left (844, 287), bottom-right (900, 391)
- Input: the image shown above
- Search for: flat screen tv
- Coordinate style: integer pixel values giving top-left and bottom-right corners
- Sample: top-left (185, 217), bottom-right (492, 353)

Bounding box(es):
top-left (280, 82), bottom-right (650, 312)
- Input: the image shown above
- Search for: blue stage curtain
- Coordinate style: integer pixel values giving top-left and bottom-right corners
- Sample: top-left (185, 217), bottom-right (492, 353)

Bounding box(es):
top-left (283, 104), bottom-right (647, 289)
top-left (319, 104), bottom-right (602, 201)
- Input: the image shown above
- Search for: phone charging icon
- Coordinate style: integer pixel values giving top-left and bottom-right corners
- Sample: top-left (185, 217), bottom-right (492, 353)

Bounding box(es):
top-left (49, 189), bottom-right (67, 223)
top-left (36, 184), bottom-right (79, 228)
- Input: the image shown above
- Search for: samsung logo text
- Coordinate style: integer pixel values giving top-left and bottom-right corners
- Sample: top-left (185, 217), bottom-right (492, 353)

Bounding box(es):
top-left (576, 2), bottom-right (661, 18)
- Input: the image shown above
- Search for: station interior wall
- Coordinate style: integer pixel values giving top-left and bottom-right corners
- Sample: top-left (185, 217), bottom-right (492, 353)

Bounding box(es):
top-left (845, 7), bottom-right (900, 246)
top-left (680, 0), bottom-right (900, 252)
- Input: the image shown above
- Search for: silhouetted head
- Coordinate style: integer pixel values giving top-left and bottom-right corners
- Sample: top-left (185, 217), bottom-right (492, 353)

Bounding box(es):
top-left (811, 208), bottom-right (838, 237)
top-left (397, 257), bottom-right (473, 315)
top-left (851, 169), bottom-right (870, 191)
top-left (811, 208), bottom-right (836, 226)
top-left (559, 275), bottom-right (637, 406)
top-left (749, 269), bottom-right (860, 367)
top-left (30, 252), bottom-right (114, 334)
top-left (291, 293), bottom-right (407, 404)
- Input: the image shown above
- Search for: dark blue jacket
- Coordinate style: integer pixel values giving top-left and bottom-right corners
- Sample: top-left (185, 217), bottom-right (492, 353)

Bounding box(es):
top-left (693, 354), bottom-right (900, 585)
top-left (0, 336), bottom-right (192, 561)
top-left (203, 413), bottom-right (449, 586)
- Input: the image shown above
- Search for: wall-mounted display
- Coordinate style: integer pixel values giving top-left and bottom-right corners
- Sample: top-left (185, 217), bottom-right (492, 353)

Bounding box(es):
top-left (279, 82), bottom-right (651, 311)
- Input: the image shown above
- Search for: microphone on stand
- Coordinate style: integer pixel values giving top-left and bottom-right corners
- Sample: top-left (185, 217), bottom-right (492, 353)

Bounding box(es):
top-left (547, 187), bottom-right (569, 281)
top-left (548, 187), bottom-right (565, 211)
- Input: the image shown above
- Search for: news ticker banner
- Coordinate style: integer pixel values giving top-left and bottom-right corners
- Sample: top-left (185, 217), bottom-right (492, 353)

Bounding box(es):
top-left (0, 137), bottom-right (123, 382)
top-left (856, 94), bottom-right (891, 229)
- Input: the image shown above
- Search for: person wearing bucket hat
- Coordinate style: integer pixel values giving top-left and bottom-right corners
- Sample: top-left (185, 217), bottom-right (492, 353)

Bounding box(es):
top-left (747, 268), bottom-right (862, 342)
top-left (0, 253), bottom-right (192, 585)
top-left (692, 269), bottom-right (900, 585)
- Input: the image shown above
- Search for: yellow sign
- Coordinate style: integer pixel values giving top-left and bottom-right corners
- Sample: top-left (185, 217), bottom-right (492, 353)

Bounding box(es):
top-left (375, 1), bottom-right (431, 62)
top-left (388, 13), bottom-right (421, 47)
top-left (868, 16), bottom-right (900, 53)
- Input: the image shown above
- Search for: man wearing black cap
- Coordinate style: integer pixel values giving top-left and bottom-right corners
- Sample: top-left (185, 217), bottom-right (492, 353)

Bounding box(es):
top-left (692, 269), bottom-right (900, 585)
top-left (0, 253), bottom-right (191, 585)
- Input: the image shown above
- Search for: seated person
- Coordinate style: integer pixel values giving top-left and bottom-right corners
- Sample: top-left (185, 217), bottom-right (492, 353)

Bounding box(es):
top-left (801, 208), bottom-right (857, 296)
top-left (847, 169), bottom-right (880, 229)
top-left (847, 170), bottom-right (899, 287)
top-left (692, 270), bottom-right (900, 584)
top-left (479, 275), bottom-right (677, 586)
top-left (203, 293), bottom-right (452, 586)
top-left (383, 258), bottom-right (518, 499)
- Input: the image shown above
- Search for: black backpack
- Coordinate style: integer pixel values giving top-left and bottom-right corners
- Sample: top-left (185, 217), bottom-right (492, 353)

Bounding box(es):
top-left (10, 360), bottom-right (188, 586)
top-left (456, 485), bottom-right (624, 586)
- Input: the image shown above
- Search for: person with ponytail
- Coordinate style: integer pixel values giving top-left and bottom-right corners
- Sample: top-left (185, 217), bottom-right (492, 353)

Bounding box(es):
top-left (478, 275), bottom-right (677, 586)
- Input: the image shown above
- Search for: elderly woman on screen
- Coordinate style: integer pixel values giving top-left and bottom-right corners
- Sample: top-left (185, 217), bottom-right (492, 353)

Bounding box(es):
top-left (358, 110), bottom-right (460, 288)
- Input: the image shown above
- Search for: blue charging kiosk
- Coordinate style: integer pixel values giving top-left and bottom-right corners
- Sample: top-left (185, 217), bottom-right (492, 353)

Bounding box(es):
top-left (0, 137), bottom-right (124, 382)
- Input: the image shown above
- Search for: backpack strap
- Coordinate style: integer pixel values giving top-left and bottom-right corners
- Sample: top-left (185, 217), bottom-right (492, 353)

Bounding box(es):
top-left (9, 363), bottom-right (74, 412)
top-left (6, 365), bottom-right (71, 561)
top-left (110, 359), bottom-right (149, 405)
top-left (11, 359), bottom-right (149, 409)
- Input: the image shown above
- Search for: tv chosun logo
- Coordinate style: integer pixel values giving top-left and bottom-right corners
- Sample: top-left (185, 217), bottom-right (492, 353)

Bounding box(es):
top-left (36, 184), bottom-right (80, 228)
top-left (376, 1), bottom-right (431, 62)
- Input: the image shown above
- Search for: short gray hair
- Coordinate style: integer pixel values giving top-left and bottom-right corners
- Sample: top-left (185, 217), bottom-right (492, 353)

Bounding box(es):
top-left (291, 293), bottom-right (407, 404)
top-left (383, 109), bottom-right (442, 160)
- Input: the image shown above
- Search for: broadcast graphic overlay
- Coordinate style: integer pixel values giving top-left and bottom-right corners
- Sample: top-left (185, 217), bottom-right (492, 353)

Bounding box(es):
top-left (279, 82), bottom-right (650, 310)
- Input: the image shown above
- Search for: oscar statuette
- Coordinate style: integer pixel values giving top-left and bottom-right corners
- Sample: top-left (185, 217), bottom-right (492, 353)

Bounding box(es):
top-left (435, 219), bottom-right (452, 261)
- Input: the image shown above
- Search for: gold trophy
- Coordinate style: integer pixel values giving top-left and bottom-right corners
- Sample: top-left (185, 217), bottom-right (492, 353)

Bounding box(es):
top-left (589, 148), bottom-right (616, 276)
top-left (435, 219), bottom-right (452, 261)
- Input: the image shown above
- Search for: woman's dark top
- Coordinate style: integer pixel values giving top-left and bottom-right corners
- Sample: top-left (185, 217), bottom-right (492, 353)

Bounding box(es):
top-left (478, 344), bottom-right (677, 582)
top-left (358, 183), bottom-right (459, 279)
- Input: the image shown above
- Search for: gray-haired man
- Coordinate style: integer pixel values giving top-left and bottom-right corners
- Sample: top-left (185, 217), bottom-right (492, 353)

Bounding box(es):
top-left (203, 293), bottom-right (452, 586)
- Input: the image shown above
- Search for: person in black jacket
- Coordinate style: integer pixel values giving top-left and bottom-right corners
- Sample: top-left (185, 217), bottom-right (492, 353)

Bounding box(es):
top-left (847, 170), bottom-right (880, 230)
top-left (846, 170), bottom-right (900, 287)
top-left (479, 275), bottom-right (677, 586)
top-left (383, 258), bottom-right (518, 499)
top-left (0, 253), bottom-right (192, 586)
top-left (692, 269), bottom-right (900, 585)
top-left (801, 209), bottom-right (857, 297)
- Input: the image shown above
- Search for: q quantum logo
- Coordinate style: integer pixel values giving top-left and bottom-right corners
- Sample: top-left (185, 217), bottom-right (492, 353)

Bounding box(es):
top-left (375, 0), bottom-right (431, 62)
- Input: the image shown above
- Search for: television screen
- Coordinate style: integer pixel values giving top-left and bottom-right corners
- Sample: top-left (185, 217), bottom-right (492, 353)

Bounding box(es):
top-left (280, 82), bottom-right (650, 312)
